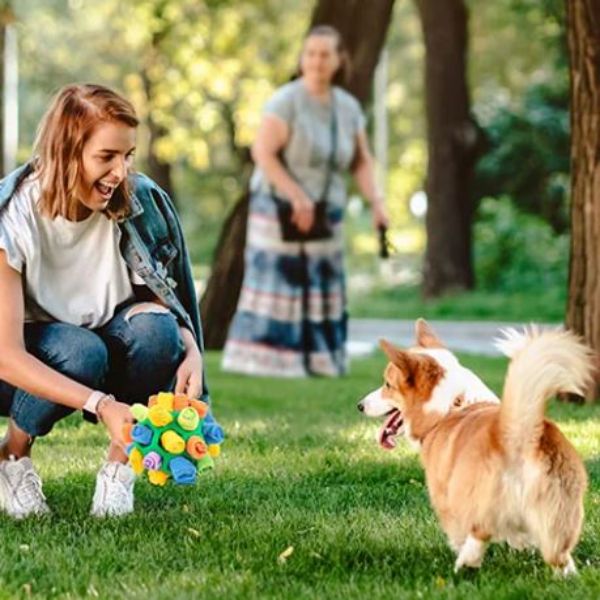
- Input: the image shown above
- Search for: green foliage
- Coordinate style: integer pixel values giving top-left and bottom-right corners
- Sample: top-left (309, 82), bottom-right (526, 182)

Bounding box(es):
top-left (470, 0), bottom-right (567, 114)
top-left (14, 0), bottom-right (309, 264)
top-left (379, 1), bottom-right (426, 230)
top-left (474, 82), bottom-right (570, 232)
top-left (349, 283), bottom-right (566, 323)
top-left (347, 198), bottom-right (567, 323)
top-left (12, 0), bottom-right (573, 274)
top-left (470, 0), bottom-right (569, 233)
top-left (175, 166), bottom-right (250, 264)
top-left (16, 0), bottom-right (307, 167)
top-left (0, 352), bottom-right (599, 598)
top-left (474, 196), bottom-right (568, 293)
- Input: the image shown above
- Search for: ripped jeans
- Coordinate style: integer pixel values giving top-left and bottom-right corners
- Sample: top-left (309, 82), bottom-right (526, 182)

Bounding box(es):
top-left (0, 303), bottom-right (186, 437)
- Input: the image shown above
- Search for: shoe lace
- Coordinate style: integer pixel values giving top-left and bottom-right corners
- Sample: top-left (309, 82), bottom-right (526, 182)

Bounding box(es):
top-left (104, 472), bottom-right (132, 508)
top-left (16, 469), bottom-right (46, 511)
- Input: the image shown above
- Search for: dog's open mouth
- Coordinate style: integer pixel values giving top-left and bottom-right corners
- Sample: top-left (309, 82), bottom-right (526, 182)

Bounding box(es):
top-left (378, 409), bottom-right (404, 450)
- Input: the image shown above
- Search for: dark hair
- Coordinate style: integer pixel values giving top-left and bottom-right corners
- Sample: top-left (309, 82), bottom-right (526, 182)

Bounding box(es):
top-left (301, 25), bottom-right (352, 86)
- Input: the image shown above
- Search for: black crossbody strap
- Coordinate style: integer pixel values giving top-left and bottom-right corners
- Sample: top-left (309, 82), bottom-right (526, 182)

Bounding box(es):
top-left (269, 89), bottom-right (338, 203)
top-left (320, 91), bottom-right (338, 206)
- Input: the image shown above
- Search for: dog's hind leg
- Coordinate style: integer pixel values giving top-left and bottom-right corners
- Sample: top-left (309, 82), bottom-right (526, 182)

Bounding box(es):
top-left (548, 553), bottom-right (577, 578)
top-left (537, 524), bottom-right (580, 577)
top-left (454, 535), bottom-right (488, 572)
top-left (536, 510), bottom-right (582, 577)
top-left (534, 482), bottom-right (584, 577)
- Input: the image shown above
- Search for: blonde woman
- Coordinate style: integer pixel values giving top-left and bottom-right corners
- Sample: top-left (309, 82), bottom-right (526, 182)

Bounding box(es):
top-left (0, 84), bottom-right (221, 518)
top-left (223, 25), bottom-right (387, 377)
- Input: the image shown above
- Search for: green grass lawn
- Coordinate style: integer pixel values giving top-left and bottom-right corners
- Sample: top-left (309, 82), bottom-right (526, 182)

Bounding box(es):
top-left (349, 284), bottom-right (566, 323)
top-left (1, 352), bottom-right (599, 599)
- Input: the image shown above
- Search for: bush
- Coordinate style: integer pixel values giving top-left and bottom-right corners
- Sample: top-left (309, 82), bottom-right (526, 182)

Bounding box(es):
top-left (474, 196), bottom-right (568, 293)
top-left (474, 81), bottom-right (570, 233)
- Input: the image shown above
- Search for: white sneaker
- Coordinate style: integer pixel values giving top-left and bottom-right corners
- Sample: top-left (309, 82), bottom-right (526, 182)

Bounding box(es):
top-left (90, 461), bottom-right (135, 517)
top-left (0, 456), bottom-right (50, 519)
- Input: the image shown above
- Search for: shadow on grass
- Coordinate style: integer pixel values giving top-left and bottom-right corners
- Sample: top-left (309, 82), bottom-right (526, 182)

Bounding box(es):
top-left (1, 464), bottom-right (598, 600)
top-left (0, 464), bottom-right (447, 589)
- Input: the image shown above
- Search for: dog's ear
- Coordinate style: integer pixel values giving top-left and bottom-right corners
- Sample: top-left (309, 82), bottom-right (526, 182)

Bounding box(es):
top-left (380, 338), bottom-right (402, 363)
top-left (415, 318), bottom-right (445, 349)
top-left (380, 339), bottom-right (420, 381)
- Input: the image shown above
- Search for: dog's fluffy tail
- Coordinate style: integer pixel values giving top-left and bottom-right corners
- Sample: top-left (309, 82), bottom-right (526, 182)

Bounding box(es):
top-left (495, 327), bottom-right (595, 456)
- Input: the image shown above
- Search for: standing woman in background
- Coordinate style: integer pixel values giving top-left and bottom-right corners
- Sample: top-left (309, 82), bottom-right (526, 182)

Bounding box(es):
top-left (223, 25), bottom-right (387, 377)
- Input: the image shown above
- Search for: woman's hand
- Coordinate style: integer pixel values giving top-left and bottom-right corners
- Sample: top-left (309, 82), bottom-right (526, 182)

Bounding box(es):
top-left (175, 346), bottom-right (203, 399)
top-left (291, 195), bottom-right (316, 232)
top-left (98, 398), bottom-right (134, 450)
top-left (371, 197), bottom-right (389, 230)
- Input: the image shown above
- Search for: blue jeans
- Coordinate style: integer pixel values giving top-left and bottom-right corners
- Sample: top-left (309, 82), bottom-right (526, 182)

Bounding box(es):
top-left (0, 303), bottom-right (186, 437)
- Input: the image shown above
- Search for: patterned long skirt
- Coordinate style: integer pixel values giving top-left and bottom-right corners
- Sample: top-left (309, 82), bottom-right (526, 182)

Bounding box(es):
top-left (222, 191), bottom-right (347, 377)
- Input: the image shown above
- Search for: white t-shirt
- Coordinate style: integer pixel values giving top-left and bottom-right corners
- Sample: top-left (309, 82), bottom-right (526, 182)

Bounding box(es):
top-left (0, 175), bottom-right (142, 328)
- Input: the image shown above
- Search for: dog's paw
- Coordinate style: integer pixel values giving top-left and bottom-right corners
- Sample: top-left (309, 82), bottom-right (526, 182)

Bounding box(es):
top-left (454, 556), bottom-right (483, 573)
top-left (552, 556), bottom-right (577, 578)
top-left (454, 536), bottom-right (486, 572)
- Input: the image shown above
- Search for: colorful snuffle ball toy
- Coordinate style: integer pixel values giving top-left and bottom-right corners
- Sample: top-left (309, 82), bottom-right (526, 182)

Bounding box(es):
top-left (123, 392), bottom-right (224, 486)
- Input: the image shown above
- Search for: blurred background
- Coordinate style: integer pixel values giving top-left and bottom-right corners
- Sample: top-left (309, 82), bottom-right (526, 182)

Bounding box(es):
top-left (0, 0), bottom-right (568, 329)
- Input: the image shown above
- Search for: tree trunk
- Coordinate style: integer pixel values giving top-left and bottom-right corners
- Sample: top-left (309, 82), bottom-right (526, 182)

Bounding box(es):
top-left (565, 0), bottom-right (600, 402)
top-left (0, 19), bottom-right (4, 177)
top-left (416, 0), bottom-right (483, 298)
top-left (0, 1), bottom-right (16, 177)
top-left (309, 0), bottom-right (395, 105)
top-left (140, 9), bottom-right (176, 203)
top-left (201, 0), bottom-right (396, 349)
top-left (141, 69), bottom-right (176, 203)
top-left (200, 191), bottom-right (250, 349)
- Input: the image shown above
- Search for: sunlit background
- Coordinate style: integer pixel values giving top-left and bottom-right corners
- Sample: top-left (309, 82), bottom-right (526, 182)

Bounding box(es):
top-left (5, 0), bottom-right (568, 321)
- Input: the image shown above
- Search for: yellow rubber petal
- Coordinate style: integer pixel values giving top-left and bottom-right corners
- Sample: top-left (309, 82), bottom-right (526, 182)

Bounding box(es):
top-left (161, 430), bottom-right (185, 454)
top-left (148, 470), bottom-right (169, 486)
top-left (129, 447), bottom-right (145, 475)
top-left (156, 392), bottom-right (174, 411)
top-left (148, 405), bottom-right (173, 427)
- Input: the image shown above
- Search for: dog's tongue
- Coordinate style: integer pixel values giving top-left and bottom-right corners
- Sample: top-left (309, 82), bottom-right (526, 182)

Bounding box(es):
top-left (379, 409), bottom-right (403, 450)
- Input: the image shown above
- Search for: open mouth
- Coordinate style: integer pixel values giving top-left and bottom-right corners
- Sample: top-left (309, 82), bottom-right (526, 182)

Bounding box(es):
top-left (95, 181), bottom-right (117, 200)
top-left (378, 408), bottom-right (404, 450)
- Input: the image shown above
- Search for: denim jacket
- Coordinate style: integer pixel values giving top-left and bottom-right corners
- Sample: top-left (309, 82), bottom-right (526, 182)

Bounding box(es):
top-left (0, 163), bottom-right (213, 404)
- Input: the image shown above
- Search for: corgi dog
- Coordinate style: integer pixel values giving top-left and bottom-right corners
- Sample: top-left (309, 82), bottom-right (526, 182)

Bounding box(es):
top-left (358, 319), bottom-right (594, 576)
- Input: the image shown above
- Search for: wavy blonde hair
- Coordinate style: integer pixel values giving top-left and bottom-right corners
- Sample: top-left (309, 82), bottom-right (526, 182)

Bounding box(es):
top-left (33, 84), bottom-right (139, 221)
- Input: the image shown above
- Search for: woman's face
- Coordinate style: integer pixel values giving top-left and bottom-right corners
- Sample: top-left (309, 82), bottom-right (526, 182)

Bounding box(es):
top-left (300, 34), bottom-right (340, 86)
top-left (78, 121), bottom-right (136, 215)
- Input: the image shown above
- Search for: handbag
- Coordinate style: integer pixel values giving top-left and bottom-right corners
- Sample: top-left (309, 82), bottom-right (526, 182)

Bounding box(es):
top-left (273, 197), bottom-right (331, 242)
top-left (272, 93), bottom-right (338, 242)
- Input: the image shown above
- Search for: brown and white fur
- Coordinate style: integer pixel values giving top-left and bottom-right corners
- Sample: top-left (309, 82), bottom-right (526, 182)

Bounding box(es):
top-left (358, 319), bottom-right (595, 576)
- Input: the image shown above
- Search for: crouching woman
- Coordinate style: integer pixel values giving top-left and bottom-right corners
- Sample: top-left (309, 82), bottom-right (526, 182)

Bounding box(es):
top-left (0, 83), bottom-right (218, 518)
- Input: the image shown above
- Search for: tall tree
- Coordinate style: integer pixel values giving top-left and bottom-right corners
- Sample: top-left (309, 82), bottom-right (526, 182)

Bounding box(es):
top-left (201, 0), bottom-right (396, 349)
top-left (565, 0), bottom-right (600, 402)
top-left (415, 0), bottom-right (484, 298)
top-left (0, 1), bottom-right (16, 176)
top-left (141, 8), bottom-right (176, 203)
top-left (0, 5), bottom-right (5, 177)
